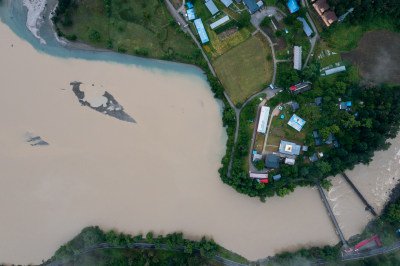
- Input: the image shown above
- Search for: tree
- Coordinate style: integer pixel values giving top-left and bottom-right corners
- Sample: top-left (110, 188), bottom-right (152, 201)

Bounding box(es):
top-left (88, 29), bottom-right (101, 42)
top-left (238, 11), bottom-right (251, 28)
top-left (146, 232), bottom-right (154, 243)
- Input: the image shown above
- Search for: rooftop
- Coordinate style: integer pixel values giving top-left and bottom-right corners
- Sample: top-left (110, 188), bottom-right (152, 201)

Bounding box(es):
top-left (288, 114), bottom-right (306, 132)
top-left (279, 140), bottom-right (301, 156)
top-left (297, 17), bottom-right (313, 37)
top-left (205, 0), bottom-right (219, 15)
top-left (194, 19), bottom-right (209, 44)
top-left (294, 46), bottom-right (302, 70)
top-left (221, 0), bottom-right (233, 7)
top-left (265, 154), bottom-right (280, 169)
top-left (273, 174), bottom-right (282, 181)
top-left (287, 0), bottom-right (300, 13)
top-left (313, 0), bottom-right (330, 15)
top-left (187, 9), bottom-right (195, 21)
top-left (322, 11), bottom-right (338, 26)
top-left (243, 0), bottom-right (260, 14)
top-left (292, 102), bottom-right (299, 112)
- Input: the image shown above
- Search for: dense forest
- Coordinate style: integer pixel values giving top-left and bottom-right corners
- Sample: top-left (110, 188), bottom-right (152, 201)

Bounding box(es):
top-left (327, 0), bottom-right (400, 30)
top-left (49, 227), bottom-right (222, 264)
top-left (220, 63), bottom-right (400, 200)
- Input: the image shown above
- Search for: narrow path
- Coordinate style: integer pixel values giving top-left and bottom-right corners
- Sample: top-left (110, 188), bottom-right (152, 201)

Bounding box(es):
top-left (342, 173), bottom-right (377, 216)
top-left (248, 98), bottom-right (268, 173)
top-left (262, 104), bottom-right (281, 154)
top-left (316, 181), bottom-right (349, 250)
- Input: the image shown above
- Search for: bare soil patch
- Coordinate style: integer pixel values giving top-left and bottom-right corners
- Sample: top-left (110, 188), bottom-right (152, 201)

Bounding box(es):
top-left (342, 30), bottom-right (400, 84)
top-left (261, 25), bottom-right (287, 51)
top-left (218, 27), bottom-right (239, 41)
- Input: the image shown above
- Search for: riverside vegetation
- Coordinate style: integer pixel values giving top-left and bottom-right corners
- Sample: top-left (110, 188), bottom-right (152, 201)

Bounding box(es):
top-left (52, 0), bottom-right (400, 202)
top-left (46, 194), bottom-right (400, 265)
top-left (48, 226), bottom-right (247, 265)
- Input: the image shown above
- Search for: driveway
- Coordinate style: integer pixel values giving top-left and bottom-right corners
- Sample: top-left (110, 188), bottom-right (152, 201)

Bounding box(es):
top-left (250, 7), bottom-right (286, 27)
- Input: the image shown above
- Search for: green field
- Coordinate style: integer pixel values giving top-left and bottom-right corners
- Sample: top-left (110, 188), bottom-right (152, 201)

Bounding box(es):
top-left (213, 34), bottom-right (273, 105)
top-left (267, 104), bottom-right (308, 147)
top-left (57, 0), bottom-right (201, 65)
top-left (323, 17), bottom-right (398, 52)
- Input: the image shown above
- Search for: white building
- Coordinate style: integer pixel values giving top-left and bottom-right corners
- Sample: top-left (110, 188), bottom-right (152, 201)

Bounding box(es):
top-left (257, 106), bottom-right (270, 134)
top-left (294, 46), bottom-right (302, 70)
top-left (285, 158), bottom-right (296, 165)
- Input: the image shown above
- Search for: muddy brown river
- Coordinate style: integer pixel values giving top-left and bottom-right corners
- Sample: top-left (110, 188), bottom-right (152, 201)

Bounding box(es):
top-left (0, 15), bottom-right (399, 264)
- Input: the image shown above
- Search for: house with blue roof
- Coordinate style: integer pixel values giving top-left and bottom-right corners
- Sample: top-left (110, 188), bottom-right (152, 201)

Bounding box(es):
top-left (243, 0), bottom-right (260, 14)
top-left (287, 0), bottom-right (299, 13)
top-left (187, 2), bottom-right (194, 8)
top-left (187, 8), bottom-right (196, 21)
top-left (221, 0), bottom-right (233, 7)
top-left (297, 17), bottom-right (313, 37)
top-left (279, 140), bottom-right (301, 156)
top-left (273, 174), bottom-right (282, 181)
top-left (205, 0), bottom-right (219, 15)
top-left (288, 114), bottom-right (306, 132)
top-left (194, 19), bottom-right (209, 44)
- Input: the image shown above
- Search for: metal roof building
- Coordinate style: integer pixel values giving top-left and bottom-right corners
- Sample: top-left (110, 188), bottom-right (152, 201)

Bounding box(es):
top-left (243, 0), bottom-right (260, 14)
top-left (257, 106), bottom-right (270, 134)
top-left (221, 0), bottom-right (233, 7)
top-left (273, 174), bottom-right (282, 181)
top-left (210, 15), bottom-right (229, 29)
top-left (294, 46), bottom-right (302, 70)
top-left (205, 0), bottom-right (219, 15)
top-left (287, 0), bottom-right (299, 13)
top-left (288, 114), bottom-right (306, 132)
top-left (187, 8), bottom-right (195, 20)
top-left (194, 19), bottom-right (209, 43)
top-left (285, 158), bottom-right (296, 165)
top-left (289, 82), bottom-right (312, 94)
top-left (297, 17), bottom-right (313, 37)
top-left (265, 155), bottom-right (280, 169)
top-left (250, 173), bottom-right (268, 179)
top-left (325, 65), bottom-right (346, 75)
top-left (292, 101), bottom-right (299, 112)
top-left (279, 140), bottom-right (301, 156)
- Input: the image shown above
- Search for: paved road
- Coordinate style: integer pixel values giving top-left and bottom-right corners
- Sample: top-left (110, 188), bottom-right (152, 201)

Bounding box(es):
top-left (300, 0), bottom-right (319, 69)
top-left (342, 240), bottom-right (400, 261)
top-left (262, 104), bottom-right (281, 154)
top-left (164, 0), bottom-right (217, 77)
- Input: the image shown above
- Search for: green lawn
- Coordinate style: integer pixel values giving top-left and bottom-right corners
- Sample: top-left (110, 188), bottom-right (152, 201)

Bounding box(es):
top-left (204, 23), bottom-right (251, 59)
top-left (267, 104), bottom-right (308, 146)
top-left (324, 17), bottom-right (398, 52)
top-left (213, 34), bottom-right (273, 105)
top-left (58, 0), bottom-right (200, 65)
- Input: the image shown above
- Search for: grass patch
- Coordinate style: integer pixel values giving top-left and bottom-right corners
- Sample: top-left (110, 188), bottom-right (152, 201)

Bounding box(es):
top-left (323, 17), bottom-right (398, 52)
top-left (254, 132), bottom-right (266, 153)
top-left (217, 246), bottom-right (249, 264)
top-left (206, 25), bottom-right (251, 59)
top-left (59, 0), bottom-right (201, 65)
top-left (266, 104), bottom-right (309, 146)
top-left (213, 34), bottom-right (273, 104)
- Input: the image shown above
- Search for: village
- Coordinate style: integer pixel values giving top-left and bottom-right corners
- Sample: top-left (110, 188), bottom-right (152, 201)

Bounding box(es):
top-left (178, 0), bottom-right (350, 185)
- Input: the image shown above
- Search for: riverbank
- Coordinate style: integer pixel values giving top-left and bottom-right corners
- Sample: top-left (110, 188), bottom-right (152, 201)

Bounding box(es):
top-left (0, 4), bottom-right (343, 264)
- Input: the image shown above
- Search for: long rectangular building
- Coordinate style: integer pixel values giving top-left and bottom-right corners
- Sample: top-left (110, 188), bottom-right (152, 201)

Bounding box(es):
top-left (293, 46), bottom-right (302, 70)
top-left (194, 19), bottom-right (209, 44)
top-left (257, 106), bottom-right (270, 134)
top-left (210, 15), bottom-right (229, 29)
